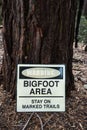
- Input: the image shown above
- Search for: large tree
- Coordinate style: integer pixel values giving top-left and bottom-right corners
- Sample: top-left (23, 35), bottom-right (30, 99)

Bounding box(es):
top-left (2, 0), bottom-right (77, 97)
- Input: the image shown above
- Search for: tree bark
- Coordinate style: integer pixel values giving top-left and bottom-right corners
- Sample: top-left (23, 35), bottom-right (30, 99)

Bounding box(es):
top-left (2, 0), bottom-right (77, 97)
top-left (83, 0), bottom-right (87, 18)
top-left (75, 0), bottom-right (84, 48)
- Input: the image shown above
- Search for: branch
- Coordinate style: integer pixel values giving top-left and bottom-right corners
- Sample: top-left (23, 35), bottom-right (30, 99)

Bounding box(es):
top-left (22, 112), bottom-right (34, 130)
top-left (35, 113), bottom-right (44, 130)
top-left (43, 114), bottom-right (54, 127)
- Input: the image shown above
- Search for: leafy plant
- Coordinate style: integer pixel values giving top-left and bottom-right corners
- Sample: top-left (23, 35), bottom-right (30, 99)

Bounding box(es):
top-left (78, 16), bottom-right (87, 43)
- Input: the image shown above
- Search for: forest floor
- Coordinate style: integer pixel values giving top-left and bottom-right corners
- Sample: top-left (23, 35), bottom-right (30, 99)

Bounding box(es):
top-left (0, 28), bottom-right (87, 130)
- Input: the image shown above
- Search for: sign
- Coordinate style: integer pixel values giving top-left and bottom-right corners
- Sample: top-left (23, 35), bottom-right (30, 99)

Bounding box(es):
top-left (17, 64), bottom-right (65, 112)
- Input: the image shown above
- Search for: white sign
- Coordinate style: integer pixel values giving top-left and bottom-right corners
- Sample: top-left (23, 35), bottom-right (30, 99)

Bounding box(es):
top-left (17, 64), bottom-right (65, 112)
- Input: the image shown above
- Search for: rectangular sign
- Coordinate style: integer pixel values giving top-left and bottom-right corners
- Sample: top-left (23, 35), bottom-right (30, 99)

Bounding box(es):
top-left (17, 64), bottom-right (65, 112)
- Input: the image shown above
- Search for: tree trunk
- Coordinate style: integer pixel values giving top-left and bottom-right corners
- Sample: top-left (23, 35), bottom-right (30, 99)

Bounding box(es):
top-left (75, 0), bottom-right (84, 48)
top-left (83, 0), bottom-right (87, 18)
top-left (2, 0), bottom-right (77, 97)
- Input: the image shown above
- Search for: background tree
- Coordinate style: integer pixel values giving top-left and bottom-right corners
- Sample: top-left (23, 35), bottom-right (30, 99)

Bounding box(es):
top-left (83, 0), bottom-right (87, 19)
top-left (75, 0), bottom-right (87, 46)
top-left (2, 0), bottom-right (77, 98)
top-left (75, 0), bottom-right (84, 48)
top-left (0, 0), bottom-right (2, 24)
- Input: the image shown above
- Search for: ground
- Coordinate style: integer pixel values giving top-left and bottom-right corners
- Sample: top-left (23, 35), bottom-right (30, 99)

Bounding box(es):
top-left (0, 29), bottom-right (87, 129)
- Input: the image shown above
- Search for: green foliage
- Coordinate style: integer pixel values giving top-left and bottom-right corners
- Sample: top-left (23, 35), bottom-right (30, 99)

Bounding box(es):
top-left (78, 16), bottom-right (87, 43)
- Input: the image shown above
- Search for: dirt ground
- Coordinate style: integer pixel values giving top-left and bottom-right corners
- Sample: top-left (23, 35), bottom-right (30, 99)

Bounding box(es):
top-left (0, 30), bottom-right (87, 130)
